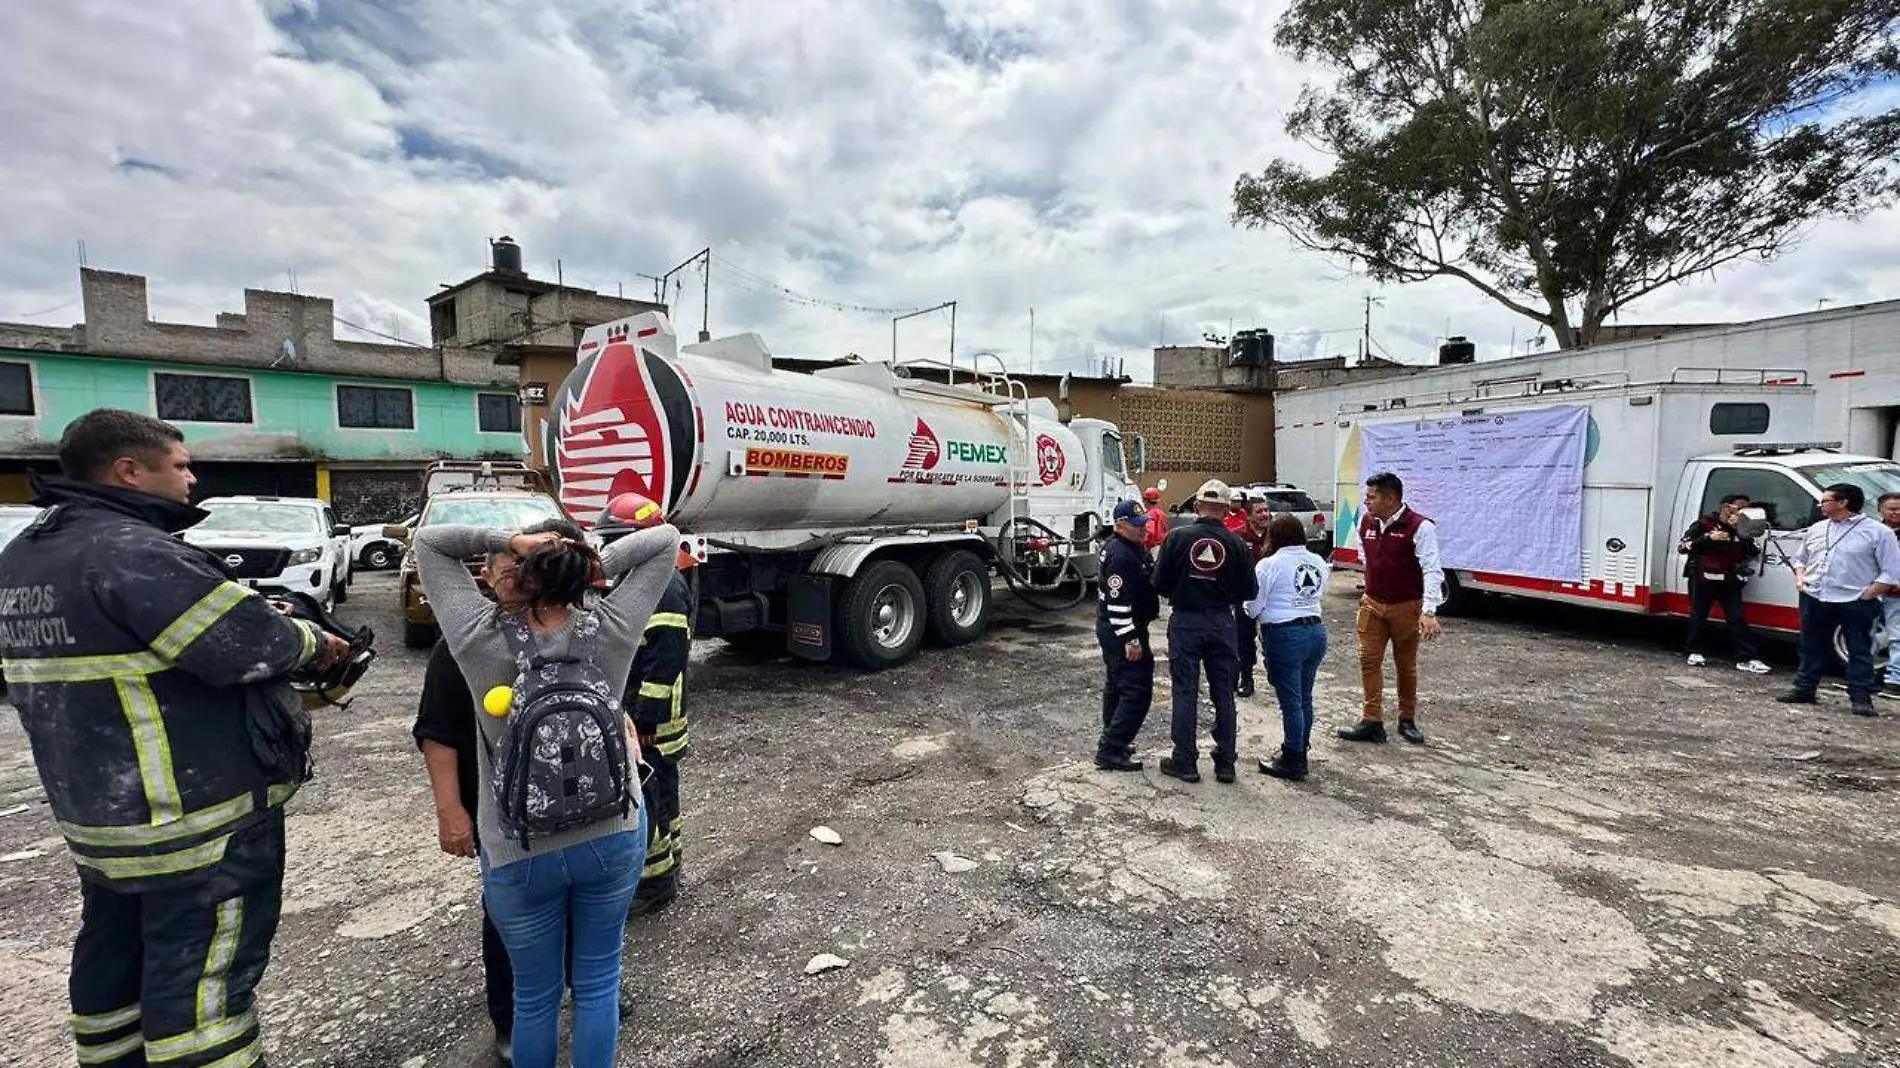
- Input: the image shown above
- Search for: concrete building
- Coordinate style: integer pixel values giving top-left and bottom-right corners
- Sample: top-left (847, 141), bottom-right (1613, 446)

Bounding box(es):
top-left (0, 268), bottom-right (525, 522)
top-left (428, 238), bottom-right (666, 468)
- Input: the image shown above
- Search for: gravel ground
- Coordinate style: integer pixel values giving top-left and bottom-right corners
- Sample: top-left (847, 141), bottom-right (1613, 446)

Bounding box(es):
top-left (2, 570), bottom-right (1897, 1067)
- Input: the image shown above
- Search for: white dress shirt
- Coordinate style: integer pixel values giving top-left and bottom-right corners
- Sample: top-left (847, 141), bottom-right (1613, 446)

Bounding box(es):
top-left (1245, 546), bottom-right (1332, 623)
top-left (1795, 514), bottom-right (1900, 603)
top-left (1376, 506), bottom-right (1446, 615)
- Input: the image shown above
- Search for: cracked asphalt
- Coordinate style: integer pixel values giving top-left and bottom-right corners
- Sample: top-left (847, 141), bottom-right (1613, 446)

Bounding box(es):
top-left (2, 571), bottom-right (1897, 1067)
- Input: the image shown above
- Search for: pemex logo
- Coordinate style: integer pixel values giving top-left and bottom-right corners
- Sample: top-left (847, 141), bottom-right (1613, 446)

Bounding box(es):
top-left (903, 418), bottom-right (941, 471)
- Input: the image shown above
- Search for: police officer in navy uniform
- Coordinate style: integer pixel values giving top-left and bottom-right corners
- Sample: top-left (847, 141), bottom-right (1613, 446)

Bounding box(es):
top-left (1154, 479), bottom-right (1259, 784)
top-left (1096, 499), bottom-right (1160, 772)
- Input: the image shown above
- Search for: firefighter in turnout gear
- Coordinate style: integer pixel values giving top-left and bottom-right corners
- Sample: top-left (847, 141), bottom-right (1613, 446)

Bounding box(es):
top-left (597, 492), bottom-right (693, 916)
top-left (1096, 499), bottom-right (1160, 771)
top-left (0, 410), bottom-right (348, 1068)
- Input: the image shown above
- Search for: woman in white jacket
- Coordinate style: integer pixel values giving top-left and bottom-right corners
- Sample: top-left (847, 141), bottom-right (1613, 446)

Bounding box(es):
top-left (1244, 514), bottom-right (1332, 782)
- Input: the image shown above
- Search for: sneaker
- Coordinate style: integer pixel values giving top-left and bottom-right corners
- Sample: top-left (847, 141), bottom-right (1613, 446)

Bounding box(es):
top-left (1775, 689), bottom-right (1817, 705)
top-left (1213, 762), bottom-right (1237, 784)
top-left (1880, 682), bottom-right (1900, 700)
top-left (1686, 653), bottom-right (1707, 667)
top-left (1851, 697), bottom-right (1878, 718)
top-left (1735, 660), bottom-right (1771, 675)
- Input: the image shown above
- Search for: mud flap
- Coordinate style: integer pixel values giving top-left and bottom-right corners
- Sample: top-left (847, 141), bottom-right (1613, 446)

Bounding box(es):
top-left (788, 574), bottom-right (834, 662)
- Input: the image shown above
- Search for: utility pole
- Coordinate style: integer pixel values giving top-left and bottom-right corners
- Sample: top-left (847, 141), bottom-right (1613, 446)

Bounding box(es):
top-left (658, 248), bottom-right (711, 340)
top-left (1361, 294), bottom-right (1384, 365)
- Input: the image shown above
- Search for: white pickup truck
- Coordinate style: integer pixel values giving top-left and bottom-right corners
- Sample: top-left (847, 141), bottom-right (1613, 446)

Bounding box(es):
top-left (182, 496), bottom-right (354, 609)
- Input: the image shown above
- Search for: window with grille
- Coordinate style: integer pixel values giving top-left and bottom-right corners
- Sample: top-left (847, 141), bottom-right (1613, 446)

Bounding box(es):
top-left (477, 393), bottom-right (522, 433)
top-left (337, 385), bottom-right (414, 429)
top-left (155, 373), bottom-right (252, 423)
top-left (0, 362), bottom-right (33, 416)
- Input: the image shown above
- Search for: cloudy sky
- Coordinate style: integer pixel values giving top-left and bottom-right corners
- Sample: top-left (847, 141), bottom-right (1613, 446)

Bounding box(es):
top-left (2, 0), bottom-right (1897, 381)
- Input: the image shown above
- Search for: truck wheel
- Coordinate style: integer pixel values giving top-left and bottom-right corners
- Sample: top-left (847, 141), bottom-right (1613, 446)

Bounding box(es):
top-left (1438, 571), bottom-right (1474, 617)
top-left (1835, 616), bottom-right (1889, 671)
top-left (923, 550), bottom-right (992, 646)
top-left (362, 544), bottom-right (396, 570)
top-left (403, 621), bottom-right (438, 650)
top-left (838, 560), bottom-right (926, 670)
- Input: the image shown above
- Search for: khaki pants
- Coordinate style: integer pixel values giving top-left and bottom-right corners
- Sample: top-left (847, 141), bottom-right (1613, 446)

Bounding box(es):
top-left (1357, 595), bottom-right (1422, 722)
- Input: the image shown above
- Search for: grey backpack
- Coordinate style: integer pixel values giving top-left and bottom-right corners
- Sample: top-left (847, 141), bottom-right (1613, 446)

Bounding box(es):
top-left (490, 611), bottom-right (636, 849)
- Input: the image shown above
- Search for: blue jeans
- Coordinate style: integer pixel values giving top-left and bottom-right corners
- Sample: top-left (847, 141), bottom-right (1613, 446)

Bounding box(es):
top-left (1262, 621), bottom-right (1326, 753)
top-left (1793, 595), bottom-right (1878, 700)
top-left (482, 818), bottom-right (647, 1068)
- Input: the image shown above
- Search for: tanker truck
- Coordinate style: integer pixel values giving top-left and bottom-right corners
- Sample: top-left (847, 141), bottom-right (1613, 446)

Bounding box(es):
top-left (545, 311), bottom-right (1144, 669)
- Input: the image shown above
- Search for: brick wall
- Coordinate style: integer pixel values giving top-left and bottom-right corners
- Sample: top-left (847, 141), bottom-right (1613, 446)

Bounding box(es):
top-left (72, 269), bottom-right (512, 386)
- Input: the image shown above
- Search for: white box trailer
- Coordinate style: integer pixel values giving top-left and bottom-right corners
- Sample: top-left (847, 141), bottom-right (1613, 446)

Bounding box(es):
top-left (1330, 370), bottom-right (1900, 660)
top-left (1275, 297), bottom-right (1900, 518)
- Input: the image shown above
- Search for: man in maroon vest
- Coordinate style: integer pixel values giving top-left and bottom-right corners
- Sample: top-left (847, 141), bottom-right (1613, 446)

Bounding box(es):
top-left (1339, 471), bottom-right (1444, 745)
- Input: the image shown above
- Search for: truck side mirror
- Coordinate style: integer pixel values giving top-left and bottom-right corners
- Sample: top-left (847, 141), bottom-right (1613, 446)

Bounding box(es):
top-left (1131, 434), bottom-right (1147, 475)
top-left (331, 524), bottom-right (352, 538)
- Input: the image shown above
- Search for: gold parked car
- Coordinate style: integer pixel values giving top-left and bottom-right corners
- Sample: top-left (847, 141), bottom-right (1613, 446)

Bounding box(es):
top-left (391, 480), bottom-right (569, 649)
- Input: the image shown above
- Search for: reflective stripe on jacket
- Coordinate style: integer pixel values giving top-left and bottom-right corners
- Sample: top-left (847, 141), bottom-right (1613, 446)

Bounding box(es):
top-left (0, 479), bottom-right (324, 890)
top-left (628, 572), bottom-right (691, 758)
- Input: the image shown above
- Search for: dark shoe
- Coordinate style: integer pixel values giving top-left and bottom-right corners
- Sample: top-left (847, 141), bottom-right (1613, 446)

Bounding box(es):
top-left (1095, 752), bottom-right (1144, 772)
top-left (1397, 719), bottom-right (1425, 745)
top-left (629, 882), bottom-right (677, 919)
top-left (1214, 761), bottom-right (1237, 784)
top-left (494, 1029), bottom-right (515, 1068)
top-left (1236, 674), bottom-right (1255, 698)
top-left (1851, 697), bottom-right (1878, 717)
top-left (1880, 682), bottom-right (1900, 700)
top-left (1776, 689), bottom-right (1818, 705)
top-left (1158, 757), bottom-right (1201, 783)
top-left (619, 988), bottom-right (637, 1021)
top-left (1337, 720), bottom-right (1387, 743)
top-left (1259, 749), bottom-right (1308, 782)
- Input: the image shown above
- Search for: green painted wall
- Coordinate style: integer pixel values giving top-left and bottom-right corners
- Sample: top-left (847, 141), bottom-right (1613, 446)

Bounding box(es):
top-left (0, 348), bottom-right (525, 462)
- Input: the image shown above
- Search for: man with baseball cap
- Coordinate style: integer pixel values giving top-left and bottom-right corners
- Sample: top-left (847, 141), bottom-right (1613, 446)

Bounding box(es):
top-left (1153, 479), bottom-right (1259, 783)
top-left (1141, 487), bottom-right (1169, 550)
top-left (1096, 499), bottom-right (1161, 771)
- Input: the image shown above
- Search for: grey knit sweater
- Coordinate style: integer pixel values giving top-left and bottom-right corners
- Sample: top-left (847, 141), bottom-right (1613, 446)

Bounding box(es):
top-left (414, 522), bottom-right (680, 869)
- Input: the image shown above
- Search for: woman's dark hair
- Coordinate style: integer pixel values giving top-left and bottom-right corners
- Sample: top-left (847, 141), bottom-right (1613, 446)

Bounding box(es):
top-left (511, 538), bottom-right (602, 610)
top-left (1266, 513), bottom-right (1308, 554)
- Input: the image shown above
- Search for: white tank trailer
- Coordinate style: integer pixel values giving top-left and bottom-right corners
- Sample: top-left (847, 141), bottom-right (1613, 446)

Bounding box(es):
top-left (546, 312), bottom-right (1143, 668)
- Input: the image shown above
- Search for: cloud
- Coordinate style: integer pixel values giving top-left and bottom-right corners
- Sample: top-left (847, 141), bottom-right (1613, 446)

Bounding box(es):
top-left (0, 0), bottom-right (1895, 374)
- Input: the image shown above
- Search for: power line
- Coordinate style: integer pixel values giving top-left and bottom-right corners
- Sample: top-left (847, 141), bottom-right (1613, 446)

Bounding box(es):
top-left (3, 296), bottom-right (80, 321)
top-left (333, 315), bottom-right (429, 348)
top-left (711, 253), bottom-right (934, 316)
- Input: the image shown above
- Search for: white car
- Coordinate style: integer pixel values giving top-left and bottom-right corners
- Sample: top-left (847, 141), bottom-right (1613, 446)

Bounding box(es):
top-left (182, 496), bottom-right (353, 608)
top-left (0, 505), bottom-right (43, 552)
top-left (351, 514), bottom-right (414, 571)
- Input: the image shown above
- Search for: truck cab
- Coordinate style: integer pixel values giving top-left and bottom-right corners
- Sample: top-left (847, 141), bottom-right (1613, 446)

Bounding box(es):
top-left (1672, 444), bottom-right (1900, 659)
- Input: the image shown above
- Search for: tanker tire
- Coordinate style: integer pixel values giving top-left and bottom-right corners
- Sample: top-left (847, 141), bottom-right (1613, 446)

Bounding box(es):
top-left (838, 560), bottom-right (926, 670)
top-left (923, 550), bottom-right (991, 646)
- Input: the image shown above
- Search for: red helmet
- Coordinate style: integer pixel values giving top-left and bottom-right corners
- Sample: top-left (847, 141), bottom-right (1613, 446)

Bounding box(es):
top-left (1142, 487), bottom-right (1161, 502)
top-left (597, 492), bottom-right (664, 533)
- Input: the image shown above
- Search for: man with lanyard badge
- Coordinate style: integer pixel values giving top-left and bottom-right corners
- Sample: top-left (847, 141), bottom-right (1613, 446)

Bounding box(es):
top-left (1778, 482), bottom-right (1900, 717)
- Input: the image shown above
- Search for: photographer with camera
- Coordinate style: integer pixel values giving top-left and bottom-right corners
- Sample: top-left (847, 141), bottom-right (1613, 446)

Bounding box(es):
top-left (0, 409), bottom-right (349, 1068)
top-left (1679, 493), bottom-right (1771, 675)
